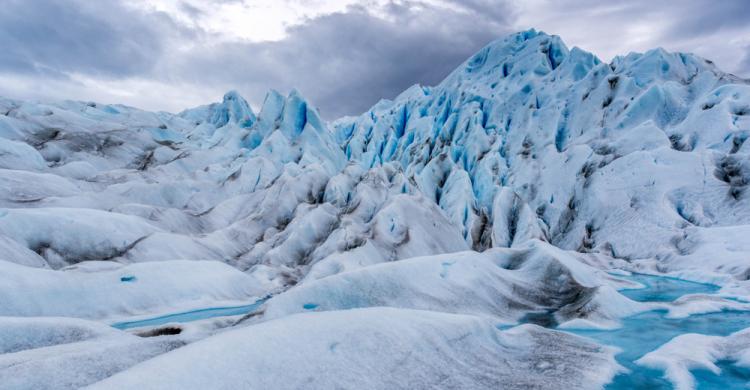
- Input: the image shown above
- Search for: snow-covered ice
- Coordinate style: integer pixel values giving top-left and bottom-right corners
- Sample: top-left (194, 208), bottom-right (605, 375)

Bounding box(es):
top-left (0, 317), bottom-right (186, 390)
top-left (0, 260), bottom-right (264, 320)
top-left (89, 308), bottom-right (621, 390)
top-left (637, 327), bottom-right (750, 389)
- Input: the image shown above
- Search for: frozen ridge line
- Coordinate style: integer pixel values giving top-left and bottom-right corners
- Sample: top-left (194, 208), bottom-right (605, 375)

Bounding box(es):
top-left (0, 29), bottom-right (749, 389)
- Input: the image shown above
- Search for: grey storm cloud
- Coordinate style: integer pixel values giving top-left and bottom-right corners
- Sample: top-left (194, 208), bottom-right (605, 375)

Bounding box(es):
top-left (0, 0), bottom-right (747, 118)
top-left (565, 0), bottom-right (750, 40)
top-left (0, 0), bottom-right (185, 78)
top-left (168, 1), bottom-right (513, 118)
top-left (515, 0), bottom-right (750, 77)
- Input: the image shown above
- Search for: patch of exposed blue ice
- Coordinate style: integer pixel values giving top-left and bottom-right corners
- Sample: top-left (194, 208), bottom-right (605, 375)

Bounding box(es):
top-left (111, 297), bottom-right (267, 330)
top-left (617, 273), bottom-right (719, 302)
top-left (692, 360), bottom-right (750, 390)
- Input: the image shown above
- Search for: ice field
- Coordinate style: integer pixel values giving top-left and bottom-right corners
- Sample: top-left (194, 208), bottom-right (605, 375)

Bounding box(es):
top-left (1, 29), bottom-right (750, 389)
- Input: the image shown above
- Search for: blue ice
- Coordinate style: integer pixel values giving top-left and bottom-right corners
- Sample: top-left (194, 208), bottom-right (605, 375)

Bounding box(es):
top-left (618, 273), bottom-right (718, 302)
top-left (111, 297), bottom-right (267, 330)
top-left (692, 360), bottom-right (750, 390)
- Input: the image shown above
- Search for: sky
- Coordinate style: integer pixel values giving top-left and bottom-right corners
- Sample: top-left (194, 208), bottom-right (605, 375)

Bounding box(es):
top-left (0, 0), bottom-right (748, 119)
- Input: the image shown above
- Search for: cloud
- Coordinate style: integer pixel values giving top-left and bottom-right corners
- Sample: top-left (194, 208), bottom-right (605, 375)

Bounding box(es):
top-left (512, 0), bottom-right (750, 78)
top-left (656, 0), bottom-right (750, 39)
top-left (167, 1), bottom-right (513, 118)
top-left (0, 0), bottom-right (513, 117)
top-left (740, 47), bottom-right (750, 78)
top-left (0, 0), bottom-right (747, 118)
top-left (0, 0), bottom-right (186, 78)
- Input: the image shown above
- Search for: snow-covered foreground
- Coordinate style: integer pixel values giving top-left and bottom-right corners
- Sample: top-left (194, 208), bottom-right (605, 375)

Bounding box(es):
top-left (90, 308), bottom-right (620, 390)
top-left (2, 29), bottom-right (750, 389)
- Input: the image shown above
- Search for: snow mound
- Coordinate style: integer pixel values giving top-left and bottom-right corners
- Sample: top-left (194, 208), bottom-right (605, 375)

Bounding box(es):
top-left (89, 308), bottom-right (621, 390)
top-left (0, 324), bottom-right (184, 390)
top-left (636, 327), bottom-right (750, 390)
top-left (0, 260), bottom-right (263, 320)
top-left (263, 240), bottom-right (643, 328)
top-left (0, 317), bottom-right (122, 354)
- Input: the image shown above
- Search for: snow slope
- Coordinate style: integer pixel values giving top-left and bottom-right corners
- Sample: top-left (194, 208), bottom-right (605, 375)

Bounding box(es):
top-left (0, 317), bottom-right (186, 390)
top-left (89, 308), bottom-right (621, 390)
top-left (0, 260), bottom-right (263, 320)
top-left (261, 241), bottom-right (643, 329)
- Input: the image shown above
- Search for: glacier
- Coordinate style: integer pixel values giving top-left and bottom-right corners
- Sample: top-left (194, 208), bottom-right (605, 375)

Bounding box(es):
top-left (1, 29), bottom-right (750, 389)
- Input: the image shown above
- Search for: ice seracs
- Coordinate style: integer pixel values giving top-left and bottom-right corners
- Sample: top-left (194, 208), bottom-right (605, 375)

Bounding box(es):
top-left (334, 28), bottom-right (750, 278)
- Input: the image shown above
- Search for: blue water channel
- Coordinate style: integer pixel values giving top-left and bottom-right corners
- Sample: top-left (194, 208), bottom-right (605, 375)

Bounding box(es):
top-left (111, 298), bottom-right (267, 330)
top-left (563, 273), bottom-right (750, 389)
